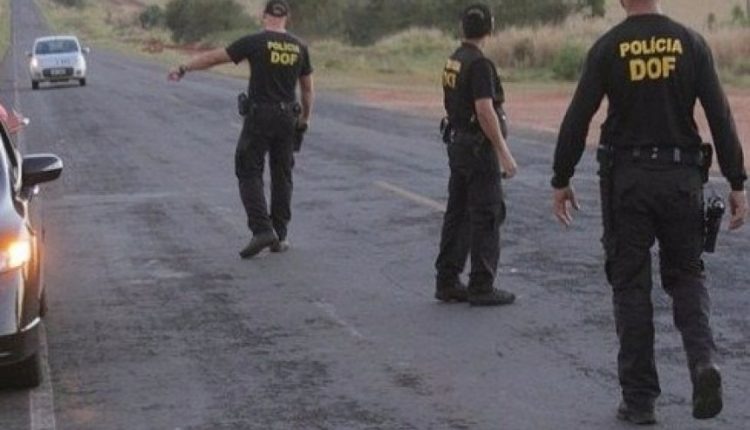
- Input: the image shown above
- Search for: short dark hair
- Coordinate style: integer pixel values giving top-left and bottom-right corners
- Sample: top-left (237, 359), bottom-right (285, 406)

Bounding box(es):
top-left (462, 3), bottom-right (493, 39)
top-left (264, 0), bottom-right (289, 18)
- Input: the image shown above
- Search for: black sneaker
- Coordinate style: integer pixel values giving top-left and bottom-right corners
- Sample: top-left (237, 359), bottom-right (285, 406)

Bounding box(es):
top-left (435, 281), bottom-right (469, 303)
top-left (239, 231), bottom-right (279, 259)
top-left (617, 401), bottom-right (657, 425)
top-left (692, 363), bottom-right (723, 420)
top-left (468, 288), bottom-right (516, 307)
top-left (270, 240), bottom-right (290, 253)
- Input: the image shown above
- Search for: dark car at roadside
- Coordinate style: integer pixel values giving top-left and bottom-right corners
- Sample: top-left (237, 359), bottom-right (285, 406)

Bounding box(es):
top-left (0, 109), bottom-right (62, 388)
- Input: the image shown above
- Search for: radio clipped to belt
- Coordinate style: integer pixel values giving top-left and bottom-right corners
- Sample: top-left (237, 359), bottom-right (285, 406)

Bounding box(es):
top-left (439, 105), bottom-right (508, 146)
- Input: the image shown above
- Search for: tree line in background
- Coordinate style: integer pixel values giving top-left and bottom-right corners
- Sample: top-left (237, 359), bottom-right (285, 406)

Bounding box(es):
top-left (50, 0), bottom-right (750, 82)
top-left (135, 0), bottom-right (606, 44)
top-left (291, 0), bottom-right (606, 45)
top-left (53, 0), bottom-right (750, 46)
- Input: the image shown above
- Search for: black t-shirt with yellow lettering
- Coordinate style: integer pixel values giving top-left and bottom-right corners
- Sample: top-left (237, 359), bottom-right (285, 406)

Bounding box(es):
top-left (226, 30), bottom-right (312, 104)
top-left (443, 42), bottom-right (504, 131)
top-left (553, 14), bottom-right (746, 190)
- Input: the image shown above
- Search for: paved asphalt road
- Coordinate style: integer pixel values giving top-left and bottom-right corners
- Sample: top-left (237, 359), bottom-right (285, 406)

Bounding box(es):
top-left (1, 0), bottom-right (748, 429)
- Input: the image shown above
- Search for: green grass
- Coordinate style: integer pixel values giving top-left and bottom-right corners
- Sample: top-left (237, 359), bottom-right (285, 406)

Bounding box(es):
top-left (0, 0), bottom-right (11, 60)
top-left (34, 0), bottom-right (750, 91)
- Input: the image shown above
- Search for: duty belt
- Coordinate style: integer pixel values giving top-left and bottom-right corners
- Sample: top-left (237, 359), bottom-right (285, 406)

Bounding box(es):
top-left (253, 101), bottom-right (301, 114)
top-left (451, 129), bottom-right (485, 146)
top-left (610, 145), bottom-right (703, 166)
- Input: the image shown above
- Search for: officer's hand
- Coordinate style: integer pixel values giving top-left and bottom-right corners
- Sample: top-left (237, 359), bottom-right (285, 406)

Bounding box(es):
top-left (729, 190), bottom-right (748, 230)
top-left (553, 186), bottom-right (580, 227)
top-left (497, 150), bottom-right (518, 179)
top-left (167, 67), bottom-right (184, 82)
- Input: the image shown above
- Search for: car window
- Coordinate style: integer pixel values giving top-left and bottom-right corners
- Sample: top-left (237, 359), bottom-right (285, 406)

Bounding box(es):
top-left (35, 39), bottom-right (79, 55)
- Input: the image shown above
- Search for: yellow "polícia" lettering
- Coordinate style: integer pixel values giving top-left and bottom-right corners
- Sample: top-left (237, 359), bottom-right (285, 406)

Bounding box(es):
top-left (619, 37), bottom-right (683, 58)
top-left (619, 37), bottom-right (683, 82)
top-left (445, 59), bottom-right (461, 73)
top-left (267, 41), bottom-right (301, 53)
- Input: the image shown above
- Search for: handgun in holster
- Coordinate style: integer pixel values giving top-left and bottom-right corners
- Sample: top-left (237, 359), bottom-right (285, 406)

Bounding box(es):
top-left (440, 117), bottom-right (454, 144)
top-left (700, 143), bottom-right (725, 253)
top-left (704, 194), bottom-right (725, 253)
top-left (294, 122), bottom-right (307, 153)
top-left (238, 92), bottom-right (251, 117)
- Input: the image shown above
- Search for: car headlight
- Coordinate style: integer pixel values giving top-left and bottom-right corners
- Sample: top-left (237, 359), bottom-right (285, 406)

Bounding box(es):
top-left (0, 240), bottom-right (31, 272)
top-left (30, 58), bottom-right (38, 69)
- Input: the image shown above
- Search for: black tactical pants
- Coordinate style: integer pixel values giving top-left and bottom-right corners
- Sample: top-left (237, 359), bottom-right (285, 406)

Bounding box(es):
top-left (235, 106), bottom-right (296, 241)
top-left (435, 133), bottom-right (506, 293)
top-left (601, 162), bottom-right (715, 410)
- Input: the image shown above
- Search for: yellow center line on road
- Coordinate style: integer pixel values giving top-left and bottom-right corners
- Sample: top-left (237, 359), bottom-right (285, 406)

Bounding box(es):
top-left (373, 180), bottom-right (446, 213)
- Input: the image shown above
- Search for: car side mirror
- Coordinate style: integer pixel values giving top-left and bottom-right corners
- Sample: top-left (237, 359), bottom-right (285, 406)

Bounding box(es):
top-left (26, 51), bottom-right (32, 58)
top-left (22, 154), bottom-right (63, 187)
top-left (82, 47), bottom-right (91, 55)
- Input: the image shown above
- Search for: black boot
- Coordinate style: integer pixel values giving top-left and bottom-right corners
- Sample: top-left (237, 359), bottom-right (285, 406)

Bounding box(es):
top-left (692, 363), bottom-right (723, 420)
top-left (239, 231), bottom-right (279, 259)
top-left (435, 280), bottom-right (468, 303)
top-left (270, 240), bottom-right (290, 253)
top-left (617, 401), bottom-right (657, 425)
top-left (468, 288), bottom-right (516, 307)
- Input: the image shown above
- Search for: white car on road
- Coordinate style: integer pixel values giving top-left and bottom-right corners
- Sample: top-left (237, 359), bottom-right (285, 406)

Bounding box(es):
top-left (27, 35), bottom-right (89, 90)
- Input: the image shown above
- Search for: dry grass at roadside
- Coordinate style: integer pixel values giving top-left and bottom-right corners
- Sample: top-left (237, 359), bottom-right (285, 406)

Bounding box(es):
top-left (0, 0), bottom-right (11, 59)
top-left (34, 0), bottom-right (750, 89)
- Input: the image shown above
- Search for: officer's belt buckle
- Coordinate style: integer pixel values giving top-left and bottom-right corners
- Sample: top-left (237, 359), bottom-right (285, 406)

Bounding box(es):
top-left (630, 147), bottom-right (690, 164)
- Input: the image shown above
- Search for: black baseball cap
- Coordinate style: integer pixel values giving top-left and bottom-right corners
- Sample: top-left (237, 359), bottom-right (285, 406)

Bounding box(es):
top-left (462, 3), bottom-right (494, 39)
top-left (264, 0), bottom-right (289, 17)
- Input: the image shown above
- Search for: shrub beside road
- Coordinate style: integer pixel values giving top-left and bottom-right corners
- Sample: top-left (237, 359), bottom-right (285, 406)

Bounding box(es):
top-left (0, 0), bottom-right (10, 59)
top-left (33, 0), bottom-right (750, 160)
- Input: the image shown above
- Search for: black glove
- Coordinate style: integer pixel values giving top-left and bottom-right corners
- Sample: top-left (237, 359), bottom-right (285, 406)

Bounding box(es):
top-left (293, 122), bottom-right (308, 153)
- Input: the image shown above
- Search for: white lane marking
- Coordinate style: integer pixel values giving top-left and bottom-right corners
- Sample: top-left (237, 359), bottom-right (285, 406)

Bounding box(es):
top-left (10, 3), bottom-right (57, 426)
top-left (314, 302), bottom-right (365, 340)
top-left (46, 191), bottom-right (177, 208)
top-left (166, 93), bottom-right (183, 104)
top-left (374, 180), bottom-right (446, 213)
top-left (29, 324), bottom-right (57, 430)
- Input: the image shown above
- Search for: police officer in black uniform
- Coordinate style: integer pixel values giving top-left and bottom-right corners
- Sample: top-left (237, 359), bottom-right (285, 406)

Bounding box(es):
top-left (168, 0), bottom-right (314, 258)
top-left (552, 0), bottom-right (748, 424)
top-left (435, 4), bottom-right (518, 307)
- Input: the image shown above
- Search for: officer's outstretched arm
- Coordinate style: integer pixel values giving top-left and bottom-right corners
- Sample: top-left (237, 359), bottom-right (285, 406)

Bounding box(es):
top-left (475, 98), bottom-right (517, 178)
top-left (299, 74), bottom-right (314, 125)
top-left (168, 49), bottom-right (233, 81)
